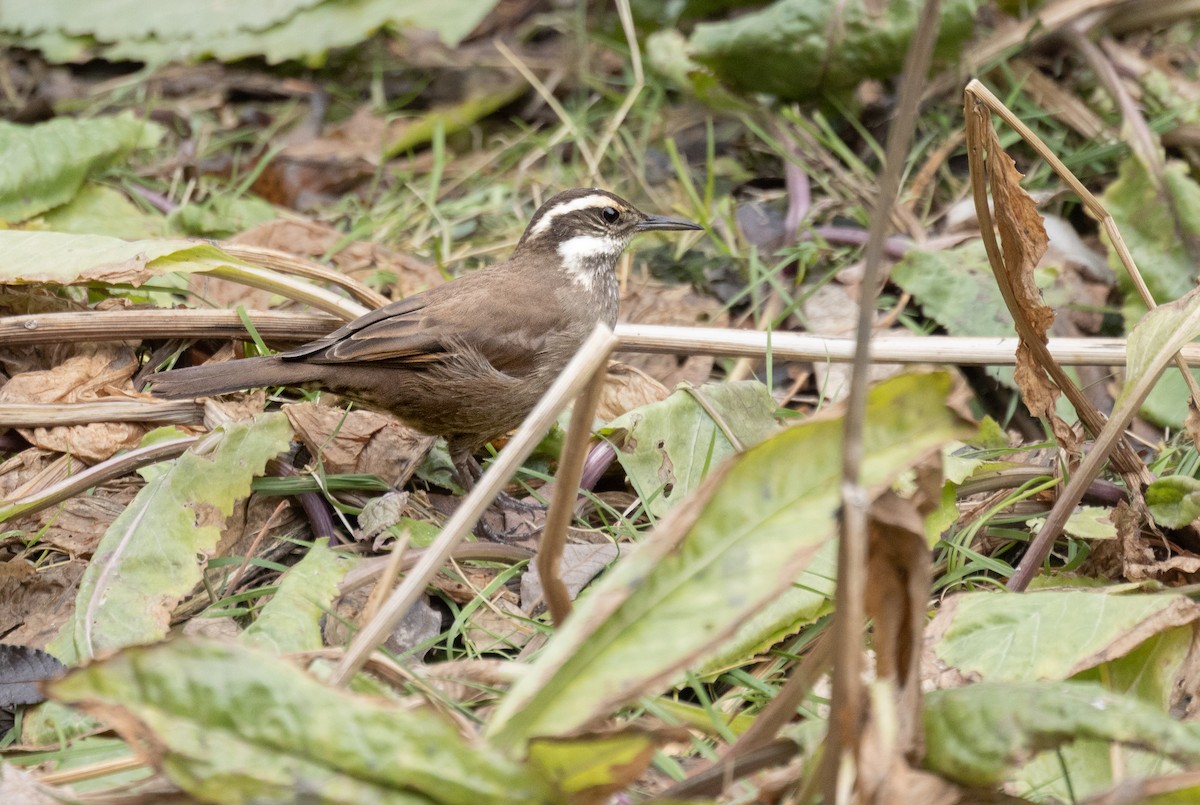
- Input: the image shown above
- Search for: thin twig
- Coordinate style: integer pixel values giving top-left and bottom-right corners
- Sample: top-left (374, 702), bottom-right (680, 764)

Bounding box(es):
top-left (587, 0), bottom-right (643, 184)
top-left (10, 309), bottom-right (1191, 367)
top-left (539, 363), bottom-right (608, 625)
top-left (0, 401), bottom-right (202, 427)
top-left (219, 243), bottom-right (390, 309)
top-left (0, 437), bottom-right (198, 523)
top-left (494, 38), bottom-right (598, 176)
top-left (824, 1), bottom-right (942, 798)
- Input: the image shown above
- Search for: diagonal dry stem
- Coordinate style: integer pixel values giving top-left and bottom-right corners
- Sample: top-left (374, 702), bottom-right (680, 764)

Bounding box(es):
top-left (537, 364), bottom-right (608, 625)
top-left (823, 0), bottom-right (944, 798)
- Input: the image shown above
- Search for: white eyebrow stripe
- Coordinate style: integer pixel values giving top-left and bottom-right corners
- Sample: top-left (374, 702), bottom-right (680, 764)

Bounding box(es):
top-left (527, 195), bottom-right (620, 238)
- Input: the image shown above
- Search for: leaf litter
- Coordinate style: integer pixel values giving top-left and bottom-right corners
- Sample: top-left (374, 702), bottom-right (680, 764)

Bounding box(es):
top-left (4, 3), bottom-right (1200, 803)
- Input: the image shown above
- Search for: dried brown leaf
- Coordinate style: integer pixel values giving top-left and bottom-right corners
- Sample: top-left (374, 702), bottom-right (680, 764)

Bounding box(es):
top-left (21, 482), bottom-right (139, 555)
top-left (595, 363), bottom-right (669, 422)
top-left (0, 559), bottom-right (86, 649)
top-left (866, 490), bottom-right (933, 761)
top-left (985, 126), bottom-right (1080, 452)
top-left (466, 590), bottom-right (535, 652)
top-left (284, 402), bottom-right (434, 488)
top-left (0, 344), bottom-right (148, 461)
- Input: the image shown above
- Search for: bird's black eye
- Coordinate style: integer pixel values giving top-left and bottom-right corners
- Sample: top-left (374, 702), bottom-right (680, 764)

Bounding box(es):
top-left (601, 207), bottom-right (620, 224)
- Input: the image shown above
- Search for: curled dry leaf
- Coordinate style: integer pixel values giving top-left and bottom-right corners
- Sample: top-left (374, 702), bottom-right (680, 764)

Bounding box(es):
top-left (984, 125), bottom-right (1079, 453)
top-left (520, 542), bottom-right (622, 611)
top-left (284, 402), bottom-right (435, 488)
top-left (0, 448), bottom-right (63, 500)
top-left (0, 343), bottom-right (148, 461)
top-left (0, 559), bottom-right (87, 650)
top-left (19, 482), bottom-right (139, 555)
top-left (596, 362), bottom-right (669, 422)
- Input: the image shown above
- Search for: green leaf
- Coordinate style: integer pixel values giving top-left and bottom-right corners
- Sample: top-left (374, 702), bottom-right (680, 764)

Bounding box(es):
top-left (10, 0), bottom-right (503, 66)
top-left (1016, 627), bottom-right (1198, 800)
top-left (526, 732), bottom-right (662, 799)
top-left (687, 0), bottom-right (978, 101)
top-left (601, 380), bottom-right (781, 518)
top-left (934, 590), bottom-right (1200, 682)
top-left (241, 539), bottom-right (356, 654)
top-left (487, 372), bottom-right (969, 747)
top-left (923, 681), bottom-right (1200, 786)
top-left (1115, 284), bottom-right (1200, 432)
top-left (0, 229), bottom-right (366, 319)
top-left (0, 112), bottom-right (162, 223)
top-left (1100, 156), bottom-right (1200, 428)
top-left (36, 183), bottom-right (165, 239)
top-left (3, 0), bottom-right (323, 40)
top-left (48, 638), bottom-right (554, 804)
top-left (891, 242), bottom-right (1082, 423)
top-left (47, 414), bottom-right (294, 666)
top-left (1147, 475), bottom-right (1200, 528)
top-left (891, 241), bottom-right (1016, 338)
top-left (169, 193), bottom-right (277, 238)
top-left (0, 230), bottom-right (252, 286)
top-left (1101, 157), bottom-right (1200, 326)
top-left (695, 539), bottom-right (835, 677)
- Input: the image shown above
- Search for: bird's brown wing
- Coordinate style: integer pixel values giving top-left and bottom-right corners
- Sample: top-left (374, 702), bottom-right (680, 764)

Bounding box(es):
top-left (282, 272), bottom-right (564, 375)
top-left (279, 294), bottom-right (435, 362)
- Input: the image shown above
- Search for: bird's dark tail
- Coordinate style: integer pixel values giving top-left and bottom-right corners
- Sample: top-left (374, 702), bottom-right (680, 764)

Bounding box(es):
top-left (149, 356), bottom-right (320, 399)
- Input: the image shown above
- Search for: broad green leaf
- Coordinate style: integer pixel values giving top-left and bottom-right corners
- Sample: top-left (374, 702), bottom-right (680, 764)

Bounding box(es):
top-left (1146, 475), bottom-right (1200, 528)
top-left (241, 539), bottom-right (356, 654)
top-left (47, 414), bottom-right (293, 666)
top-left (891, 241), bottom-right (1016, 339)
top-left (48, 639), bottom-right (554, 804)
top-left (1116, 284), bottom-right (1200, 433)
top-left (1101, 157), bottom-right (1200, 327)
top-left (36, 183), bottom-right (165, 239)
top-left (1101, 156), bottom-right (1200, 427)
top-left (2, 0), bottom-right (323, 40)
top-left (934, 590), bottom-right (1200, 682)
top-left (892, 242), bottom-right (1081, 420)
top-left (0, 229), bottom-right (366, 319)
top-left (526, 732), bottom-right (664, 799)
top-left (601, 380), bottom-right (781, 517)
top-left (923, 681), bottom-right (1200, 786)
top-left (0, 113), bottom-right (162, 223)
top-left (11, 0), bottom-right (502, 66)
top-left (695, 539), bottom-right (835, 677)
top-left (487, 372), bottom-right (969, 746)
top-left (687, 0), bottom-right (977, 101)
top-left (0, 230), bottom-right (255, 286)
top-left (1017, 626), bottom-right (1197, 801)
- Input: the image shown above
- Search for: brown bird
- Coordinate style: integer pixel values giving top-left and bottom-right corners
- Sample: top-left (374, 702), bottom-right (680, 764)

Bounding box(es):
top-left (151, 188), bottom-right (701, 483)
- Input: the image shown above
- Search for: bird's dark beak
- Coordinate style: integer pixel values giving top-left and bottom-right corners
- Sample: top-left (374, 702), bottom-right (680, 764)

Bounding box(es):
top-left (636, 214), bottom-right (703, 232)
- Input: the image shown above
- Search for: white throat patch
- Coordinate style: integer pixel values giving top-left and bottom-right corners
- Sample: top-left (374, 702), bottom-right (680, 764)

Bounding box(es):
top-left (529, 194), bottom-right (622, 239)
top-left (556, 234), bottom-right (626, 290)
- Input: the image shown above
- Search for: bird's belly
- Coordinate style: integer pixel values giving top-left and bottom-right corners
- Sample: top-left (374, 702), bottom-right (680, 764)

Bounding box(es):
top-left (315, 361), bottom-right (551, 442)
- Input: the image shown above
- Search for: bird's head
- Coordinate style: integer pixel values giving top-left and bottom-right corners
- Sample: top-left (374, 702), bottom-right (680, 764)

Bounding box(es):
top-left (515, 188), bottom-right (701, 292)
